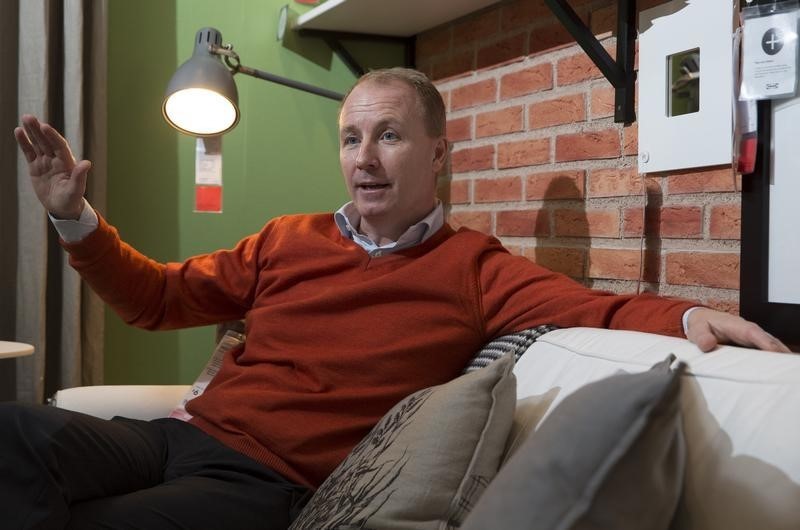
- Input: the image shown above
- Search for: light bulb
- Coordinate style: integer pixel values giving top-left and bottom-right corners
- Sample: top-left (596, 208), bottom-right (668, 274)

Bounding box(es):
top-left (164, 88), bottom-right (238, 136)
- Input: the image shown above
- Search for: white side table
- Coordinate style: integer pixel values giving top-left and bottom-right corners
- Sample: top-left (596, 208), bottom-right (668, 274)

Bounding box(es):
top-left (0, 341), bottom-right (34, 359)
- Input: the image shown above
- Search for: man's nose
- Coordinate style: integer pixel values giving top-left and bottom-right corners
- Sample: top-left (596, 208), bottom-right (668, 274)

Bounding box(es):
top-left (355, 140), bottom-right (379, 170)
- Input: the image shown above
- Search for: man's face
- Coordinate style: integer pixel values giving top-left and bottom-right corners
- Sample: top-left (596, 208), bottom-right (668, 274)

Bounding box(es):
top-left (338, 80), bottom-right (447, 240)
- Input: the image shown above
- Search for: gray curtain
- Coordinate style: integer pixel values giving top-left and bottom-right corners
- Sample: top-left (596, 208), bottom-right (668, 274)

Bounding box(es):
top-left (0, 0), bottom-right (107, 403)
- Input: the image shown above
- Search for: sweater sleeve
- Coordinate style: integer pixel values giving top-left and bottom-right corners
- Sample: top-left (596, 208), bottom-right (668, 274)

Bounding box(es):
top-left (60, 213), bottom-right (265, 330)
top-left (477, 242), bottom-right (696, 340)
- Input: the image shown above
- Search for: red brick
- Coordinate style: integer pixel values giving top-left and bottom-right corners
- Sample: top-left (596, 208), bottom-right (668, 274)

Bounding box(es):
top-left (623, 207), bottom-right (644, 237)
top-left (622, 122), bottom-right (638, 155)
top-left (554, 209), bottom-right (620, 237)
top-left (446, 116), bottom-right (472, 143)
top-left (506, 244), bottom-right (524, 256)
top-left (497, 138), bottom-right (551, 168)
top-left (555, 129), bottom-right (620, 161)
top-left (474, 176), bottom-right (523, 203)
top-left (526, 170), bottom-right (585, 200)
top-left (659, 206), bottom-right (703, 238)
top-left (590, 4), bottom-right (617, 37)
top-left (477, 33), bottom-right (527, 70)
top-left (668, 166), bottom-right (736, 194)
top-left (416, 27), bottom-right (452, 60)
top-left (588, 248), bottom-right (642, 281)
top-left (448, 179), bottom-right (470, 204)
top-left (451, 145), bottom-right (495, 173)
top-left (431, 51), bottom-right (475, 81)
top-left (524, 246), bottom-right (586, 278)
top-left (529, 21), bottom-right (577, 55)
top-left (476, 106), bottom-right (524, 138)
top-left (529, 93), bottom-right (586, 129)
top-left (454, 10), bottom-right (500, 43)
top-left (500, 64), bottom-right (553, 100)
top-left (710, 204), bottom-right (741, 240)
top-left (557, 47), bottom-right (613, 86)
top-left (496, 209), bottom-right (549, 236)
top-left (588, 167), bottom-right (642, 197)
top-left (451, 79), bottom-right (497, 111)
top-left (590, 85), bottom-right (615, 119)
top-left (706, 298), bottom-right (740, 315)
top-left (448, 210), bottom-right (492, 234)
top-left (666, 252), bottom-right (739, 289)
top-left (501, 0), bottom-right (551, 31)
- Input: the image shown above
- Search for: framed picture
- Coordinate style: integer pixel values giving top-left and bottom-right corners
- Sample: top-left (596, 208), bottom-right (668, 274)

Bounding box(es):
top-left (740, 99), bottom-right (800, 350)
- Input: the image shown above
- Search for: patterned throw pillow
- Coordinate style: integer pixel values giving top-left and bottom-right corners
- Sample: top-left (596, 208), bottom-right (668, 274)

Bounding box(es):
top-left (289, 352), bottom-right (517, 530)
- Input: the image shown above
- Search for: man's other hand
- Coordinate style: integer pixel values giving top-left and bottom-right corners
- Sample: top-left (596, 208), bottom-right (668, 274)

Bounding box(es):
top-left (14, 114), bottom-right (91, 220)
top-left (687, 307), bottom-right (791, 353)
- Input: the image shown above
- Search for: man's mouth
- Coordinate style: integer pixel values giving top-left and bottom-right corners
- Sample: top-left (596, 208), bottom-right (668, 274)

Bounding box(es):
top-left (357, 183), bottom-right (390, 190)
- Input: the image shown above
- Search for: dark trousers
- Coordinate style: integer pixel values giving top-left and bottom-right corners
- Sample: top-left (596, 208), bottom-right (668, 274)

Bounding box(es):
top-left (0, 403), bottom-right (310, 530)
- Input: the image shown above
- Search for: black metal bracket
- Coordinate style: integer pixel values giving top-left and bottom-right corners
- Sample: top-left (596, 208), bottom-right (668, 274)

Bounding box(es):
top-left (297, 29), bottom-right (415, 78)
top-left (544, 0), bottom-right (636, 123)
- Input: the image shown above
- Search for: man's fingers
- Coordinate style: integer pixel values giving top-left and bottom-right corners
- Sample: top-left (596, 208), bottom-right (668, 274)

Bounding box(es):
top-left (42, 123), bottom-right (74, 161)
top-left (744, 325), bottom-right (792, 353)
top-left (690, 328), bottom-right (718, 352)
top-left (71, 160), bottom-right (92, 189)
top-left (14, 127), bottom-right (37, 163)
top-left (22, 115), bottom-right (55, 157)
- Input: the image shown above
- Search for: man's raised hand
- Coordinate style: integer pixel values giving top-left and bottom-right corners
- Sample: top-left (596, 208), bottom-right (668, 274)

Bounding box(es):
top-left (14, 114), bottom-right (91, 220)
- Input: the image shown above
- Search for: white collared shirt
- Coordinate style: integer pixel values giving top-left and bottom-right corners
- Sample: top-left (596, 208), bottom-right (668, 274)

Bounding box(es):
top-left (333, 201), bottom-right (444, 258)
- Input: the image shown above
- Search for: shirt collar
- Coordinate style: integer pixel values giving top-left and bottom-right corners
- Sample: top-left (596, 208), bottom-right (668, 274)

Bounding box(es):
top-left (334, 201), bottom-right (444, 256)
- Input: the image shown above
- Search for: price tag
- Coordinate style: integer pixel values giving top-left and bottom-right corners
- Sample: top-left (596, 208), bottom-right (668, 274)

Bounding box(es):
top-left (741, 6), bottom-right (799, 100)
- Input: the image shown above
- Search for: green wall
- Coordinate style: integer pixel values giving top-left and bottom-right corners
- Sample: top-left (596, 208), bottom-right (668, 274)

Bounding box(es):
top-left (106, 0), bottom-right (402, 383)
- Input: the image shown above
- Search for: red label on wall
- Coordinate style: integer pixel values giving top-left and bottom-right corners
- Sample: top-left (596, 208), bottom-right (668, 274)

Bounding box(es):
top-left (195, 185), bottom-right (222, 213)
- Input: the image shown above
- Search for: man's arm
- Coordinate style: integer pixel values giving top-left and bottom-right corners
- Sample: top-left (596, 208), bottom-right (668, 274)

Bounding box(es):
top-left (478, 243), bottom-right (791, 353)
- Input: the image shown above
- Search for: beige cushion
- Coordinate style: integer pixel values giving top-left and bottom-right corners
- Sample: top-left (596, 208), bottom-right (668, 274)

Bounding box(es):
top-left (289, 353), bottom-right (517, 530)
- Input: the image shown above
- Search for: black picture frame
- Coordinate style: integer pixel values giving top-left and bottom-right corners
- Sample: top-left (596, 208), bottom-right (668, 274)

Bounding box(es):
top-left (740, 100), bottom-right (800, 350)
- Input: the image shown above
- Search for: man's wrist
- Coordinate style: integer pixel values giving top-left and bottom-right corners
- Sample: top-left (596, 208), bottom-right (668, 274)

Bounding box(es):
top-left (49, 198), bottom-right (99, 242)
top-left (682, 306), bottom-right (702, 336)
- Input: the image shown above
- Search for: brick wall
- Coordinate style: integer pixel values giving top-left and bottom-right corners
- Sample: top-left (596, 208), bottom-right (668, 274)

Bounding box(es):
top-left (417, 0), bottom-right (742, 313)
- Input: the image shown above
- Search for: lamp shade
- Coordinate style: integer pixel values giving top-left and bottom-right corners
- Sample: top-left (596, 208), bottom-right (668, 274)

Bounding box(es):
top-left (162, 28), bottom-right (240, 136)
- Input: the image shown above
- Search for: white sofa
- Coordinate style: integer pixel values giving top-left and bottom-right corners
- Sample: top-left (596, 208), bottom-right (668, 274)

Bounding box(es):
top-left (52, 327), bottom-right (800, 530)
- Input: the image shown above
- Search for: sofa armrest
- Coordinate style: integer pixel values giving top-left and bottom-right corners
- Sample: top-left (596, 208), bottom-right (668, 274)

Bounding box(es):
top-left (50, 385), bottom-right (191, 421)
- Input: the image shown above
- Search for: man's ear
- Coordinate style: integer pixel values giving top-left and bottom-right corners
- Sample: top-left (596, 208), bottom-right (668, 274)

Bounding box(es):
top-left (431, 137), bottom-right (449, 173)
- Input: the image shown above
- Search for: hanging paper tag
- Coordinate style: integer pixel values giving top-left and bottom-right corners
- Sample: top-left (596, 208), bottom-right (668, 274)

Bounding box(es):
top-left (740, 2), bottom-right (800, 100)
top-left (169, 330), bottom-right (245, 421)
top-left (194, 136), bottom-right (223, 213)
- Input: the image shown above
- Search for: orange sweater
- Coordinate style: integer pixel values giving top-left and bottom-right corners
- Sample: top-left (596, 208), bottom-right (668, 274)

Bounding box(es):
top-left (62, 213), bottom-right (694, 488)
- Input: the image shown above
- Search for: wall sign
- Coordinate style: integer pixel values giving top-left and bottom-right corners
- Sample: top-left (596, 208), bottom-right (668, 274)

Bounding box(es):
top-left (638, 0), bottom-right (735, 173)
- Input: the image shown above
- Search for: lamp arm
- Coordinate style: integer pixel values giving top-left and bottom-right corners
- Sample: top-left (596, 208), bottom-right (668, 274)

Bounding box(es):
top-left (210, 44), bottom-right (344, 102)
top-left (236, 65), bottom-right (344, 102)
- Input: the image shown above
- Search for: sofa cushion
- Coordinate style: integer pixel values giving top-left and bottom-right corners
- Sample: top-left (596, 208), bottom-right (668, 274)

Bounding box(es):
top-left (289, 352), bottom-right (516, 530)
top-left (461, 356), bottom-right (685, 530)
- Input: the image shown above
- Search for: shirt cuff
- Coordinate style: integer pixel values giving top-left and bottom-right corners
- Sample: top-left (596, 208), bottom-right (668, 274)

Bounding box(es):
top-left (682, 306), bottom-right (702, 336)
top-left (49, 198), bottom-right (99, 242)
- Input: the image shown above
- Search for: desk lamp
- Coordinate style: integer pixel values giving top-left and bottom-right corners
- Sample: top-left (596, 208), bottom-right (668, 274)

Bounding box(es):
top-left (162, 27), bottom-right (344, 136)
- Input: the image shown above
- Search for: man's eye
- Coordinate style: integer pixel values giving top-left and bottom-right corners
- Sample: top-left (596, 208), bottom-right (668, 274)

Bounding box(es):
top-left (381, 131), bottom-right (398, 141)
top-left (343, 136), bottom-right (359, 146)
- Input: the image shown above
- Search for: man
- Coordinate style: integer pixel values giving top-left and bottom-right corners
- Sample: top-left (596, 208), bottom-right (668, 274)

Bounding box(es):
top-left (5, 68), bottom-right (788, 530)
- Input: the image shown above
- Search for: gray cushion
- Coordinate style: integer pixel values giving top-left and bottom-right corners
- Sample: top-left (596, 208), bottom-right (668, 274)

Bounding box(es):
top-left (461, 356), bottom-right (686, 530)
top-left (289, 353), bottom-right (517, 530)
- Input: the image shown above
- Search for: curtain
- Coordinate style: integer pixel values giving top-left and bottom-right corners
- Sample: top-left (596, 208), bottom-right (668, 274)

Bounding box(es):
top-left (0, 0), bottom-right (107, 403)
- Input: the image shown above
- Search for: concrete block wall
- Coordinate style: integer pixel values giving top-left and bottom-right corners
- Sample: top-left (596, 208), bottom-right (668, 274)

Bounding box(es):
top-left (419, 0), bottom-right (742, 312)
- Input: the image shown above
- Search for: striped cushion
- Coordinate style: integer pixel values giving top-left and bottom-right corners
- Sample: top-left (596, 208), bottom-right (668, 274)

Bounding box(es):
top-left (463, 325), bottom-right (558, 374)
